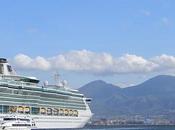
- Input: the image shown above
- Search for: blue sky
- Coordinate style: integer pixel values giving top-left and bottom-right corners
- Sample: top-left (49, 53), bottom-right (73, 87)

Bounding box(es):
top-left (1, 0), bottom-right (175, 88)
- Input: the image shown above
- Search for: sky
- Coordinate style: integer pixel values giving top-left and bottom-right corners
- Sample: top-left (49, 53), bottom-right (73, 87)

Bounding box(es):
top-left (1, 0), bottom-right (175, 88)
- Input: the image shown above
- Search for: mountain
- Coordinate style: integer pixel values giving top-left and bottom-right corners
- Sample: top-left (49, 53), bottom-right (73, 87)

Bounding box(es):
top-left (79, 75), bottom-right (175, 118)
top-left (124, 75), bottom-right (175, 96)
top-left (79, 80), bottom-right (122, 99)
top-left (79, 80), bottom-right (126, 117)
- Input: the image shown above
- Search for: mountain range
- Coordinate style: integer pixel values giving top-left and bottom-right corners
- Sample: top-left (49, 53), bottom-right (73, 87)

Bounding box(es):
top-left (79, 75), bottom-right (175, 118)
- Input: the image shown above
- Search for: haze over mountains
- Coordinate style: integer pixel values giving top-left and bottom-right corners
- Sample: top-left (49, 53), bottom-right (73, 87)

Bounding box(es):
top-left (79, 75), bottom-right (175, 118)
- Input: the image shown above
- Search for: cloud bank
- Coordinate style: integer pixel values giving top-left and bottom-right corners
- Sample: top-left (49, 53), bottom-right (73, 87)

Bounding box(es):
top-left (13, 50), bottom-right (175, 75)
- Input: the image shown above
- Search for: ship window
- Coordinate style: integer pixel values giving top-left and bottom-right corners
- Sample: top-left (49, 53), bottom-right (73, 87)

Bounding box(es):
top-left (0, 105), bottom-right (2, 113)
top-left (3, 106), bottom-right (9, 113)
top-left (0, 64), bottom-right (3, 74)
top-left (7, 65), bottom-right (12, 72)
top-left (4, 118), bottom-right (16, 121)
top-left (12, 124), bottom-right (31, 126)
top-left (31, 107), bottom-right (39, 115)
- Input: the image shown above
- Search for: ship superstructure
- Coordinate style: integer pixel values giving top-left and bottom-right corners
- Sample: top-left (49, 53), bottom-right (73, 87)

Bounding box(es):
top-left (0, 58), bottom-right (92, 129)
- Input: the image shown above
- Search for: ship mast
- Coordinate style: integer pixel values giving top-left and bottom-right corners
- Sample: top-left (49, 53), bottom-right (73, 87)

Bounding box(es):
top-left (54, 72), bottom-right (61, 86)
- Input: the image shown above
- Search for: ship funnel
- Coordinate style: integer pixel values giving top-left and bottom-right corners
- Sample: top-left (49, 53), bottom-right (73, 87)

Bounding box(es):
top-left (0, 58), bottom-right (16, 75)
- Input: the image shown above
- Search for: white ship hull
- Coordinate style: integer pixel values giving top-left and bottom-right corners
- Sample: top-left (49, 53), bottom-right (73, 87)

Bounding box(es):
top-left (33, 116), bottom-right (89, 129)
top-left (0, 108), bottom-right (92, 129)
top-left (32, 109), bottom-right (92, 129)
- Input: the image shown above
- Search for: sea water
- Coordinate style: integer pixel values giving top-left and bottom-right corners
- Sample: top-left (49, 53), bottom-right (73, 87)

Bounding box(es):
top-left (75, 126), bottom-right (175, 130)
top-left (39, 126), bottom-right (175, 130)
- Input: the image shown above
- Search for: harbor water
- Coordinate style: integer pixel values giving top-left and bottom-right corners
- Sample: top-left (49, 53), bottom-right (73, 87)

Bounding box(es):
top-left (67, 126), bottom-right (175, 130)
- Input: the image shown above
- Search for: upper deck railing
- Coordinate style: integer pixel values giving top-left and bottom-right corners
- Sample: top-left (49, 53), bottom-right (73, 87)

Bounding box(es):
top-left (0, 75), bottom-right (84, 97)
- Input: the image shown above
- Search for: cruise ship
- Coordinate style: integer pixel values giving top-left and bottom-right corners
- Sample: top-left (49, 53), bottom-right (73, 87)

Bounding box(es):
top-left (0, 58), bottom-right (92, 130)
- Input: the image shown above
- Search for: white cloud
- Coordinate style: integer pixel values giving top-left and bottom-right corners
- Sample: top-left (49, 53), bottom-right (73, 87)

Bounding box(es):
top-left (14, 54), bottom-right (51, 71)
top-left (113, 54), bottom-right (157, 74)
top-left (49, 50), bottom-right (114, 74)
top-left (12, 50), bottom-right (175, 75)
top-left (152, 54), bottom-right (175, 70)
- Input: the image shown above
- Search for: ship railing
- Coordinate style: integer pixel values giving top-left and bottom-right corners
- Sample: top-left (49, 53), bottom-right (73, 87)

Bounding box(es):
top-left (0, 79), bottom-right (38, 88)
top-left (0, 75), bottom-right (39, 87)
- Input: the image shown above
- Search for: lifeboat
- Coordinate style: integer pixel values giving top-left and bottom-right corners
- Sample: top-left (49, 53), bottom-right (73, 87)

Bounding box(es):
top-left (59, 109), bottom-right (64, 116)
top-left (53, 108), bottom-right (58, 116)
top-left (73, 110), bottom-right (78, 117)
top-left (47, 108), bottom-right (52, 115)
top-left (40, 107), bottom-right (46, 114)
top-left (9, 106), bottom-right (17, 113)
top-left (69, 109), bottom-right (73, 116)
top-left (18, 106), bottom-right (24, 113)
top-left (24, 107), bottom-right (30, 114)
top-left (64, 109), bottom-right (69, 116)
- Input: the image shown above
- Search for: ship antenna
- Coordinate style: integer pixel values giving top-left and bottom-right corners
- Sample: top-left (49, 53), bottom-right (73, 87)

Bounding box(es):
top-left (54, 72), bottom-right (60, 86)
